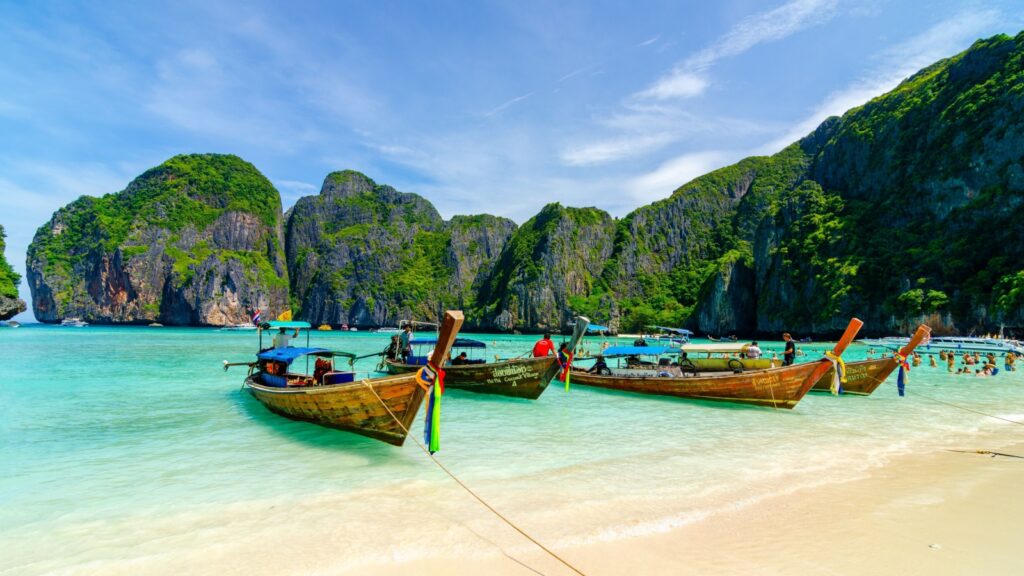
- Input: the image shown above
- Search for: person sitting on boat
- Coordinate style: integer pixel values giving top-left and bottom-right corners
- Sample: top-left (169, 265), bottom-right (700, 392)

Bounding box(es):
top-left (1005, 352), bottom-right (1016, 372)
top-left (587, 355), bottom-right (610, 375)
top-left (273, 327), bottom-right (298, 348)
top-left (532, 332), bottom-right (555, 357)
top-left (633, 337), bottom-right (648, 347)
top-left (451, 352), bottom-right (469, 366)
top-left (746, 341), bottom-right (763, 359)
top-left (782, 333), bottom-right (795, 366)
top-left (399, 325), bottom-right (413, 362)
top-left (384, 335), bottom-right (400, 361)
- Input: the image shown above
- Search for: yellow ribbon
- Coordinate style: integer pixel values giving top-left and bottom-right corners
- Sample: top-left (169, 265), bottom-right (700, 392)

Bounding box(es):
top-left (824, 350), bottom-right (847, 395)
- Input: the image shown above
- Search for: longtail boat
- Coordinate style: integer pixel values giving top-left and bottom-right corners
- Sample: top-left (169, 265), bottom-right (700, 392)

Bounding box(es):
top-left (226, 311), bottom-right (464, 446)
top-left (812, 324), bottom-right (931, 395)
top-left (571, 319), bottom-right (864, 409)
top-left (382, 317), bottom-right (590, 399)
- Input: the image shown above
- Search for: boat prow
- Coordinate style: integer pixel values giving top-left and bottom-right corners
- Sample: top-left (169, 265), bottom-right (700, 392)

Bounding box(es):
top-left (235, 312), bottom-right (465, 445)
top-left (813, 324), bottom-right (930, 395)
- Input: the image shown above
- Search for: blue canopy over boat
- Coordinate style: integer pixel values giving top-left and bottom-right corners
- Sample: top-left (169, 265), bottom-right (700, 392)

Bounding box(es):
top-left (587, 324), bottom-right (609, 332)
top-left (649, 325), bottom-right (693, 335)
top-left (409, 337), bottom-right (487, 349)
top-left (601, 345), bottom-right (676, 357)
top-left (263, 321), bottom-right (313, 330)
top-left (257, 347), bottom-right (331, 364)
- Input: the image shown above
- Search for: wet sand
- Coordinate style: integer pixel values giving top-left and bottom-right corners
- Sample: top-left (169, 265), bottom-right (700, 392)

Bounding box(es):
top-left (366, 438), bottom-right (1024, 576)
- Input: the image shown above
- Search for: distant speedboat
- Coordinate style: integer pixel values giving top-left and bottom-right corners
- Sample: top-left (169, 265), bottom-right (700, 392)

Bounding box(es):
top-left (221, 323), bottom-right (257, 330)
top-left (148, 322), bottom-right (163, 327)
top-left (1, 320), bottom-right (20, 328)
top-left (861, 335), bottom-right (1024, 355)
top-left (373, 327), bottom-right (402, 334)
top-left (317, 324), bottom-right (333, 331)
top-left (60, 318), bottom-right (88, 327)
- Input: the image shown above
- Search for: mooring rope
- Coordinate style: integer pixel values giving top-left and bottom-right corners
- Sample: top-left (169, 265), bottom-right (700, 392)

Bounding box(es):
top-left (361, 379), bottom-right (586, 576)
top-left (945, 449), bottom-right (1024, 459)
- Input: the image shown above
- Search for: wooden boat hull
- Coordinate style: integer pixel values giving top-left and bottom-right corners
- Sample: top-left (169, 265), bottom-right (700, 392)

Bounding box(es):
top-left (811, 358), bottom-right (898, 396)
top-left (384, 356), bottom-right (560, 399)
top-left (244, 373), bottom-right (425, 446)
top-left (687, 358), bottom-right (774, 372)
top-left (570, 361), bottom-right (830, 409)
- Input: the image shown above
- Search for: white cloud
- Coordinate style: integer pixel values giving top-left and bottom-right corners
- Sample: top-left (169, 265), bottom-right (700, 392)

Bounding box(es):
top-left (627, 151), bottom-right (734, 204)
top-left (483, 92), bottom-right (535, 118)
top-left (760, 7), bottom-right (1006, 153)
top-left (561, 133), bottom-right (680, 166)
top-left (636, 0), bottom-right (839, 102)
top-left (637, 35), bottom-right (660, 47)
top-left (636, 72), bottom-right (709, 100)
top-left (686, 0), bottom-right (839, 72)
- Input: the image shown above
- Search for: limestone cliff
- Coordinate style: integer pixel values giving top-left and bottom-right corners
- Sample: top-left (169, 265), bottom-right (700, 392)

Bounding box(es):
top-left (0, 225), bottom-right (26, 320)
top-left (588, 32), bottom-right (1024, 336)
top-left (26, 154), bottom-right (289, 325)
top-left (477, 203), bottom-right (615, 331)
top-left (285, 171), bottom-right (516, 327)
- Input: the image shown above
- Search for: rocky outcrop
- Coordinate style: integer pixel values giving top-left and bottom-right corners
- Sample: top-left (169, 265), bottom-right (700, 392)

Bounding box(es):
top-left (0, 224), bottom-right (26, 320)
top-left (477, 203), bottom-right (615, 331)
top-left (586, 31), bottom-right (1024, 336)
top-left (26, 154), bottom-right (289, 325)
top-left (286, 171), bottom-right (516, 327)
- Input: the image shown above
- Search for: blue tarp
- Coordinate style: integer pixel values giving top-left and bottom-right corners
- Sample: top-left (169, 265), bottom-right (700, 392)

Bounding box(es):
top-left (587, 324), bottom-right (609, 332)
top-left (409, 338), bottom-right (487, 349)
top-left (257, 347), bottom-right (331, 364)
top-left (650, 325), bottom-right (693, 335)
top-left (601, 345), bottom-right (676, 357)
top-left (264, 321), bottom-right (312, 329)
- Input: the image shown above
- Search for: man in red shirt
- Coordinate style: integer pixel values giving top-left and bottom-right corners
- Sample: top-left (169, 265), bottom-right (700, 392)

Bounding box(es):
top-left (532, 332), bottom-right (555, 357)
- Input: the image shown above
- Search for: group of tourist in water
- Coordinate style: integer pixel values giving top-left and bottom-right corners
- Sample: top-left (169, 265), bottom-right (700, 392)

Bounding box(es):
top-left (864, 347), bottom-right (1019, 376)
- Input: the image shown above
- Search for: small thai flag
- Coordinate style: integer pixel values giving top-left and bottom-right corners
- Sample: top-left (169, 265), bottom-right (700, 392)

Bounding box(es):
top-left (251, 309), bottom-right (261, 325)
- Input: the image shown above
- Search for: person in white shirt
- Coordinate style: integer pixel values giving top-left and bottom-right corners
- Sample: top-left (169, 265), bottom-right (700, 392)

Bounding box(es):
top-left (746, 341), bottom-right (763, 359)
top-left (273, 327), bottom-right (298, 348)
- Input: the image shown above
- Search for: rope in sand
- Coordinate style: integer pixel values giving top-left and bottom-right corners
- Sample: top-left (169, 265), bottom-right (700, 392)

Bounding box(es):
top-left (361, 379), bottom-right (586, 576)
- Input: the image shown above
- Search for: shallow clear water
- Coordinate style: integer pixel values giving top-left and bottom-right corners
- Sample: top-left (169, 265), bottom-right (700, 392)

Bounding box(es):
top-left (1, 326), bottom-right (1022, 574)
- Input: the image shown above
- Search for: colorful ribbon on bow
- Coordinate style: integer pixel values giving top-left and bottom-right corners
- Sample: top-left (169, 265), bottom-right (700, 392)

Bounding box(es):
top-left (418, 362), bottom-right (446, 454)
top-left (558, 350), bottom-right (574, 391)
top-left (894, 352), bottom-right (909, 396)
top-left (824, 350), bottom-right (847, 395)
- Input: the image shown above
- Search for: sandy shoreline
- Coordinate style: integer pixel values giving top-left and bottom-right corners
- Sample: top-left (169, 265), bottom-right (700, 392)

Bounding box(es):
top-left (366, 435), bottom-right (1024, 576)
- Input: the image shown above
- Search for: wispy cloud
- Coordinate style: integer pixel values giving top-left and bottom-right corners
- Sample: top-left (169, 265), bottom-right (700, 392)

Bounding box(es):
top-left (637, 0), bottom-right (839, 101)
top-left (635, 72), bottom-right (709, 100)
top-left (558, 64), bottom-right (601, 83)
top-left (483, 92), bottom-right (535, 118)
top-left (760, 7), bottom-right (1007, 153)
top-left (685, 0), bottom-right (839, 72)
top-left (562, 133), bottom-right (680, 166)
top-left (626, 150), bottom-right (734, 203)
top-left (637, 35), bottom-right (660, 47)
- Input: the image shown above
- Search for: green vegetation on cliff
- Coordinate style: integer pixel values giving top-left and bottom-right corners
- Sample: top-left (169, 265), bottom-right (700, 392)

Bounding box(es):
top-left (0, 225), bottom-right (21, 299)
top-left (27, 154), bottom-right (289, 324)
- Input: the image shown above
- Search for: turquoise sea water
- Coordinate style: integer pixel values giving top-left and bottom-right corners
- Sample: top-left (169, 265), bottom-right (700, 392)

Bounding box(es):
top-left (1, 325), bottom-right (1022, 574)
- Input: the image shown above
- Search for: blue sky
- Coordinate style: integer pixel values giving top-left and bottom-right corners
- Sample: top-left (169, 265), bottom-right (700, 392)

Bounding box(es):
top-left (2, 0), bottom-right (1022, 321)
